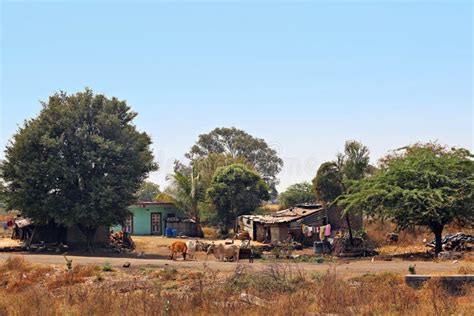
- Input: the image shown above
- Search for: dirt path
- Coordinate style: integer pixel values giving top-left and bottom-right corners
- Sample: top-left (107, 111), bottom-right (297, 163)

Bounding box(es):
top-left (0, 253), bottom-right (468, 277)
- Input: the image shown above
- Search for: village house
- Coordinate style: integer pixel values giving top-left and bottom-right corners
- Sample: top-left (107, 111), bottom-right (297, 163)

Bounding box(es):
top-left (237, 203), bottom-right (363, 244)
top-left (118, 202), bottom-right (199, 237)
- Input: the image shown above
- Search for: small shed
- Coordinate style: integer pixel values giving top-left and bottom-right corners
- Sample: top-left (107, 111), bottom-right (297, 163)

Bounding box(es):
top-left (166, 217), bottom-right (199, 237)
top-left (12, 218), bottom-right (109, 249)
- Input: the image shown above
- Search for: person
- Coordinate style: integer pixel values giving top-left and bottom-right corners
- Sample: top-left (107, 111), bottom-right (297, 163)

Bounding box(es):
top-left (2, 222), bottom-right (8, 238)
top-left (286, 231), bottom-right (294, 243)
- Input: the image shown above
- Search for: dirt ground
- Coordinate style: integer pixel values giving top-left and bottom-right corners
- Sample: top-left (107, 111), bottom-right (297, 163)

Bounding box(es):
top-left (0, 236), bottom-right (472, 278)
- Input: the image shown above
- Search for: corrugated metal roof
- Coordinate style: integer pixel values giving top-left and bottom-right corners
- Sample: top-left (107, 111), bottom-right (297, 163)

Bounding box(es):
top-left (240, 206), bottom-right (325, 224)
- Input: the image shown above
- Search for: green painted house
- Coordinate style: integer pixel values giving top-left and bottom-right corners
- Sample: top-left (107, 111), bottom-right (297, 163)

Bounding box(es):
top-left (122, 202), bottom-right (184, 235)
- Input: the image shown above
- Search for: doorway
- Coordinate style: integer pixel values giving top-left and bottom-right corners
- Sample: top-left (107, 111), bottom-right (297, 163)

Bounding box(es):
top-left (150, 213), bottom-right (162, 235)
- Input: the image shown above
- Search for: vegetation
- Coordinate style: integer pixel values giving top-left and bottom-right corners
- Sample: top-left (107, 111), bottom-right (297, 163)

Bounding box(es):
top-left (185, 127), bottom-right (283, 197)
top-left (167, 167), bottom-right (203, 223)
top-left (313, 140), bottom-right (371, 244)
top-left (207, 164), bottom-right (269, 234)
top-left (0, 89), bottom-right (157, 250)
top-left (338, 143), bottom-right (474, 254)
top-left (278, 182), bottom-right (314, 209)
top-left (135, 181), bottom-right (161, 202)
top-left (0, 258), bottom-right (471, 315)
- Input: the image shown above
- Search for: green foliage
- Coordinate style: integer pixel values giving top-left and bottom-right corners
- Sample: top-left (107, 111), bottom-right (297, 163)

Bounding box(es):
top-left (101, 261), bottom-right (113, 272)
top-left (135, 181), bottom-right (160, 202)
top-left (185, 127), bottom-right (283, 195)
top-left (0, 89), bottom-right (157, 248)
top-left (313, 141), bottom-right (371, 205)
top-left (278, 182), bottom-right (314, 208)
top-left (312, 140), bottom-right (371, 245)
top-left (170, 153), bottom-right (250, 225)
top-left (207, 164), bottom-right (270, 232)
top-left (313, 162), bottom-right (344, 204)
top-left (408, 265), bottom-right (416, 275)
top-left (154, 192), bottom-right (175, 203)
top-left (338, 143), bottom-right (474, 253)
top-left (166, 167), bottom-right (203, 222)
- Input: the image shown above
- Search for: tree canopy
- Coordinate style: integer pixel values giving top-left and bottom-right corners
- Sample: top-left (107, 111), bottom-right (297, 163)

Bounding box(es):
top-left (207, 163), bottom-right (269, 233)
top-left (279, 182), bottom-right (314, 209)
top-left (312, 162), bottom-right (344, 204)
top-left (0, 89), bottom-right (157, 248)
top-left (135, 181), bottom-right (161, 202)
top-left (337, 143), bottom-right (474, 253)
top-left (312, 140), bottom-right (371, 244)
top-left (185, 127), bottom-right (283, 195)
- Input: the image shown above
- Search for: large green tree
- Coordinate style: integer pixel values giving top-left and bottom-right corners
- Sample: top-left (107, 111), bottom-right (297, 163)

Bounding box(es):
top-left (312, 140), bottom-right (371, 244)
top-left (279, 182), bottom-right (315, 209)
top-left (338, 143), bottom-right (474, 254)
top-left (207, 164), bottom-right (269, 234)
top-left (185, 127), bottom-right (283, 196)
top-left (0, 89), bottom-right (157, 249)
top-left (135, 181), bottom-right (161, 202)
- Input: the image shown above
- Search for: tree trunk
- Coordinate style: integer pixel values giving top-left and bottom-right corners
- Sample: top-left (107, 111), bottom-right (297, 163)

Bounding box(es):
top-left (432, 224), bottom-right (444, 255)
top-left (78, 225), bottom-right (98, 253)
top-left (192, 203), bottom-right (204, 238)
top-left (345, 214), bottom-right (354, 247)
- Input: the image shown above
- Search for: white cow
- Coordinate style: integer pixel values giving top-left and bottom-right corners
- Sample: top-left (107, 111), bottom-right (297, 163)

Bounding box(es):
top-left (186, 240), bottom-right (198, 260)
top-left (206, 243), bottom-right (240, 262)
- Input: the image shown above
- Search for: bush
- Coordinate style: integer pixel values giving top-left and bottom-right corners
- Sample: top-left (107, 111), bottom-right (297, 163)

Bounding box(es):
top-left (101, 262), bottom-right (113, 272)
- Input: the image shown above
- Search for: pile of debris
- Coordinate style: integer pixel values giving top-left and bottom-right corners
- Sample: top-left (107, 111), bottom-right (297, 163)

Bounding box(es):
top-left (109, 231), bottom-right (135, 253)
top-left (260, 241), bottom-right (303, 252)
top-left (333, 235), bottom-right (378, 257)
top-left (426, 233), bottom-right (473, 252)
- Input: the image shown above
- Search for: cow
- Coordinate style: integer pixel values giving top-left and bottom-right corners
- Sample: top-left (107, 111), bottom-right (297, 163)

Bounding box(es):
top-left (206, 243), bottom-right (240, 262)
top-left (168, 241), bottom-right (187, 261)
top-left (186, 240), bottom-right (198, 260)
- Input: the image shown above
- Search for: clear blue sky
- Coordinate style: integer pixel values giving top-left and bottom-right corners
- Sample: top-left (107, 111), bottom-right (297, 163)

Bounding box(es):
top-left (1, 1), bottom-right (472, 191)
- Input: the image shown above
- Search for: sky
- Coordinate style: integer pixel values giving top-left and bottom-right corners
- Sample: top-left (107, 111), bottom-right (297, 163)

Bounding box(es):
top-left (1, 0), bottom-right (472, 192)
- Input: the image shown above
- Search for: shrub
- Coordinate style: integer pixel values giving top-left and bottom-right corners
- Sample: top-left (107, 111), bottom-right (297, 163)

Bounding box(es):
top-left (101, 262), bottom-right (113, 272)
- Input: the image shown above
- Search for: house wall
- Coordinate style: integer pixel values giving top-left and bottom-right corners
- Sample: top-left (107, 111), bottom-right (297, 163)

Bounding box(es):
top-left (270, 225), bottom-right (289, 243)
top-left (240, 217), bottom-right (254, 240)
top-left (255, 223), bottom-right (266, 242)
top-left (166, 221), bottom-right (198, 237)
top-left (326, 205), bottom-right (363, 231)
top-left (128, 204), bottom-right (183, 235)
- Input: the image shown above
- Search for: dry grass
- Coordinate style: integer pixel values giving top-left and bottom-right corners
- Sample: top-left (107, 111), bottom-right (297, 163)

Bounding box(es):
top-left (365, 219), bottom-right (474, 256)
top-left (202, 226), bottom-right (218, 238)
top-left (260, 203), bottom-right (281, 213)
top-left (0, 257), bottom-right (472, 315)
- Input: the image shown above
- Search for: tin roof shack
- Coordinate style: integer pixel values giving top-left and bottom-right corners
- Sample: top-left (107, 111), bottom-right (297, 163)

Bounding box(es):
top-left (12, 218), bottom-right (109, 250)
top-left (166, 217), bottom-right (199, 237)
top-left (237, 204), bottom-right (327, 244)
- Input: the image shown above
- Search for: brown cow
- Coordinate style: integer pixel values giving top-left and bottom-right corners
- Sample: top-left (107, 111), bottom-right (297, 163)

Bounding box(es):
top-left (168, 241), bottom-right (187, 261)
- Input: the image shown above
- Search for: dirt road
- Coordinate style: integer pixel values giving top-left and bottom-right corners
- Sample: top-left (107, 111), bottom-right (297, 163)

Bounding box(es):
top-left (0, 252), bottom-right (468, 277)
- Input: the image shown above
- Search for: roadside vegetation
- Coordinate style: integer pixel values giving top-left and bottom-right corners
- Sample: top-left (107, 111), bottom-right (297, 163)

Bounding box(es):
top-left (0, 256), bottom-right (472, 315)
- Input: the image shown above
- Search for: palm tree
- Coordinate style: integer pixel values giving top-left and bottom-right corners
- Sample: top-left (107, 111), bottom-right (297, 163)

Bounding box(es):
top-left (167, 166), bottom-right (204, 236)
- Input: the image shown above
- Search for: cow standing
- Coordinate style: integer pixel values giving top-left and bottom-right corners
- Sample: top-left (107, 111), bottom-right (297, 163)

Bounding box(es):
top-left (168, 241), bottom-right (187, 261)
top-left (186, 240), bottom-right (198, 260)
top-left (206, 243), bottom-right (240, 262)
